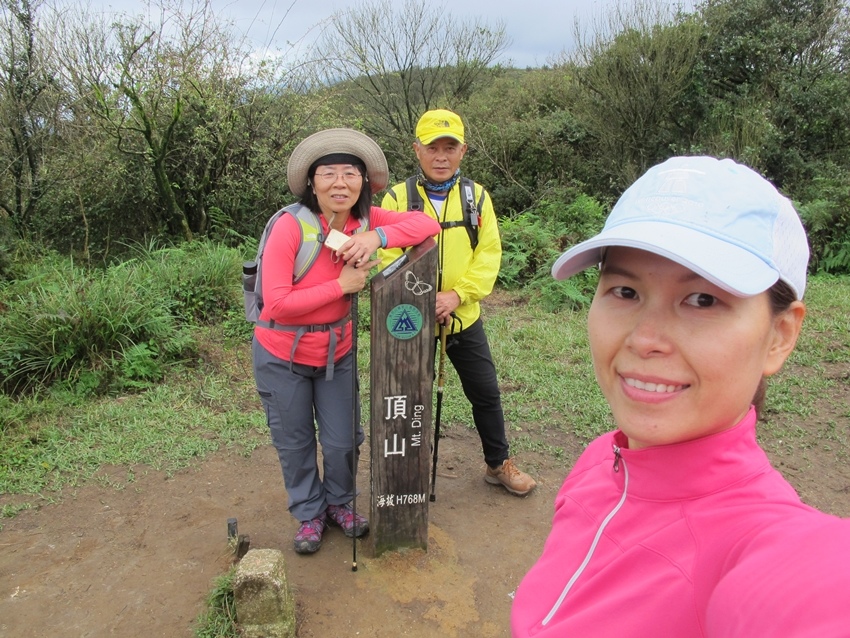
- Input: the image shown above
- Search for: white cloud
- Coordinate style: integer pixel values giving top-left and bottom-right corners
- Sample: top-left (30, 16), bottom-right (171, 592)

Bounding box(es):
top-left (59, 0), bottom-right (691, 69)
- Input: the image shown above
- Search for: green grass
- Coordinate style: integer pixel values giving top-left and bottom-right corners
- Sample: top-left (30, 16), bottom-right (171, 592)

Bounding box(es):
top-left (487, 306), bottom-right (613, 442)
top-left (790, 274), bottom-right (850, 365)
top-left (2, 274), bottom-right (849, 637)
top-left (0, 241), bottom-right (243, 396)
top-left (194, 568), bottom-right (239, 638)
top-left (2, 275), bottom-right (848, 503)
top-left (0, 325), bottom-right (267, 505)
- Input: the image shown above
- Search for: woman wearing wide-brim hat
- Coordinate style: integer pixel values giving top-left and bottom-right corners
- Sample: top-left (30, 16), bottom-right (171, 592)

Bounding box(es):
top-left (251, 128), bottom-right (440, 555)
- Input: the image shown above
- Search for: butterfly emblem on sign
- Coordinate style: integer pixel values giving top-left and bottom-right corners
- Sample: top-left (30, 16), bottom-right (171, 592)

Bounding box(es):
top-left (404, 270), bottom-right (433, 296)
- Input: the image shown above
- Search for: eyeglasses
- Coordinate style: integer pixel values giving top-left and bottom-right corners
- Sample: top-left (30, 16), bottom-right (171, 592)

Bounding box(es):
top-left (313, 170), bottom-right (363, 184)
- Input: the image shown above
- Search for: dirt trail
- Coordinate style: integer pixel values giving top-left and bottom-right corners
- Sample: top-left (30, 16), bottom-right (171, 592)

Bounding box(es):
top-left (0, 426), bottom-right (570, 637)
top-left (4, 359), bottom-right (849, 637)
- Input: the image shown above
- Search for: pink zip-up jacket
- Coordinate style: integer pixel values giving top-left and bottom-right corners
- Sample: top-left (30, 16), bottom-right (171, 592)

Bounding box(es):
top-left (255, 205), bottom-right (439, 367)
top-left (511, 407), bottom-right (850, 637)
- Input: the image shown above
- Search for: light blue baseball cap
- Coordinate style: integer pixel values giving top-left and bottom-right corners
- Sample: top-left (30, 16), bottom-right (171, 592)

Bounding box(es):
top-left (551, 156), bottom-right (810, 300)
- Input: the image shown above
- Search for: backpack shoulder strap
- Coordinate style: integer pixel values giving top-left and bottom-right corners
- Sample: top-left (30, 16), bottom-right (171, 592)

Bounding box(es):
top-left (405, 175), bottom-right (482, 250)
top-left (405, 176), bottom-right (424, 211)
top-left (248, 203), bottom-right (307, 326)
top-left (285, 204), bottom-right (367, 283)
top-left (354, 216), bottom-right (369, 234)
top-left (460, 177), bottom-right (482, 250)
top-left (255, 205), bottom-right (292, 265)
top-left (467, 178), bottom-right (486, 215)
top-left (285, 204), bottom-right (325, 284)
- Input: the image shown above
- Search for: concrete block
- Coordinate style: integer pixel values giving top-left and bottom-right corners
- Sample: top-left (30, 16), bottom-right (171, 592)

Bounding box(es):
top-left (233, 548), bottom-right (296, 638)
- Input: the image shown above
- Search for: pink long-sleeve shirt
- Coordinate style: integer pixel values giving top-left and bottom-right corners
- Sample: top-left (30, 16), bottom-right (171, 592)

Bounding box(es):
top-left (511, 407), bottom-right (850, 637)
top-left (254, 205), bottom-right (439, 367)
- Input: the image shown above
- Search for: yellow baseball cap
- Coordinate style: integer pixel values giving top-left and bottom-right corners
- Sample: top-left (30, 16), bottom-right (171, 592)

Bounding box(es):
top-left (415, 109), bottom-right (465, 144)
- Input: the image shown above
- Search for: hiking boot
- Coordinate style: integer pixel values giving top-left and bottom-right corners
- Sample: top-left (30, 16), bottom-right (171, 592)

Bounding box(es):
top-left (326, 503), bottom-right (369, 538)
top-left (485, 458), bottom-right (537, 496)
top-left (293, 513), bottom-right (326, 554)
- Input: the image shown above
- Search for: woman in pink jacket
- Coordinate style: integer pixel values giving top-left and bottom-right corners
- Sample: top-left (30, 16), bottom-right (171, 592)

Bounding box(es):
top-left (252, 129), bottom-right (440, 554)
top-left (511, 156), bottom-right (850, 636)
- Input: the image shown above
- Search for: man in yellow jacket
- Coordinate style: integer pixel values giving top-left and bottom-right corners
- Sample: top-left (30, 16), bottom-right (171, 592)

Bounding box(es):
top-left (379, 108), bottom-right (536, 496)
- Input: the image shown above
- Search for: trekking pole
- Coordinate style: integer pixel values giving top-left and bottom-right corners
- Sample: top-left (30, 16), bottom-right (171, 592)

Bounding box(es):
top-left (350, 290), bottom-right (359, 572)
top-left (429, 323), bottom-right (448, 502)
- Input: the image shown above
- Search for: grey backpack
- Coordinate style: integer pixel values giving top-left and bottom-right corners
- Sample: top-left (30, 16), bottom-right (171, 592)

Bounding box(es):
top-left (242, 203), bottom-right (368, 329)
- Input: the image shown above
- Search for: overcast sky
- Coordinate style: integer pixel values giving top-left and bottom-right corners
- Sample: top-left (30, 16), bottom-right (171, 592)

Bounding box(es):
top-left (71, 0), bottom-right (693, 69)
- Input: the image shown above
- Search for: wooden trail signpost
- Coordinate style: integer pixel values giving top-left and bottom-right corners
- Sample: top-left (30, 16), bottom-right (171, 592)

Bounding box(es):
top-left (369, 238), bottom-right (437, 556)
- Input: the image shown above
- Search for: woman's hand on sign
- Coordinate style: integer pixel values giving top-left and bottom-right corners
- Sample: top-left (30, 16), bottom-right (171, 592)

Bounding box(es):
top-left (338, 231), bottom-right (382, 268)
top-left (338, 257), bottom-right (381, 293)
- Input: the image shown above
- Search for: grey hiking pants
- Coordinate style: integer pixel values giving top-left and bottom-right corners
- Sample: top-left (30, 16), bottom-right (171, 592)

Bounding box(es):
top-left (252, 337), bottom-right (364, 522)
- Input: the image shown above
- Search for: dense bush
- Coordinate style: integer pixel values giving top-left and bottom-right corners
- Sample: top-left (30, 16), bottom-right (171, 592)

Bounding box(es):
top-left (0, 0), bottom-right (850, 402)
top-left (130, 241), bottom-right (245, 325)
top-left (3, 0), bottom-right (850, 305)
top-left (794, 162), bottom-right (850, 274)
top-left (499, 190), bottom-right (606, 310)
top-left (0, 242), bottom-right (244, 396)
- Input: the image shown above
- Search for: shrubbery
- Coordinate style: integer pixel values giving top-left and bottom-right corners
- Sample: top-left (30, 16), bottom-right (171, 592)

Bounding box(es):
top-left (4, 0), bottom-right (850, 402)
top-left (0, 241), bottom-right (244, 397)
top-left (795, 162), bottom-right (850, 274)
top-left (499, 190), bottom-right (605, 310)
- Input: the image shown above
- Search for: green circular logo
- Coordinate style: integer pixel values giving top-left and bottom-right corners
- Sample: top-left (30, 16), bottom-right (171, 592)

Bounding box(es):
top-left (386, 304), bottom-right (423, 340)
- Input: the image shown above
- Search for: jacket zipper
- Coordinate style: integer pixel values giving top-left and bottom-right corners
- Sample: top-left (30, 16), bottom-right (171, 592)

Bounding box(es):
top-left (541, 444), bottom-right (630, 627)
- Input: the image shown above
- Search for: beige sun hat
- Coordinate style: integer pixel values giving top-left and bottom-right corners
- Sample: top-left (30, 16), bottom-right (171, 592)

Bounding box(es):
top-left (286, 128), bottom-right (389, 197)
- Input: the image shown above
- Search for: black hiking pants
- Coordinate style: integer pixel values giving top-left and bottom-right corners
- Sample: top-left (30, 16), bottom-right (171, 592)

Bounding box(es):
top-left (443, 318), bottom-right (510, 468)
